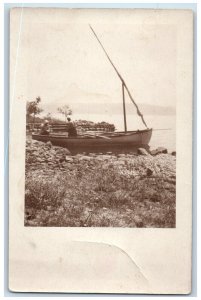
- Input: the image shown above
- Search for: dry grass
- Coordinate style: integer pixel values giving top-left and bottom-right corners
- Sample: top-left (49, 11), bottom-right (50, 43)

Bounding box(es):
top-left (25, 162), bottom-right (176, 227)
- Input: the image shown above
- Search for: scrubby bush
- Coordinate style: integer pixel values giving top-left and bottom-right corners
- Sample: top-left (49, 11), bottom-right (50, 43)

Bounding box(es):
top-left (25, 175), bottom-right (65, 210)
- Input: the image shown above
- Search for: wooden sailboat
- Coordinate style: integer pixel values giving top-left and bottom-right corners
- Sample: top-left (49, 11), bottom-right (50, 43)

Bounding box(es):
top-left (32, 26), bottom-right (152, 152)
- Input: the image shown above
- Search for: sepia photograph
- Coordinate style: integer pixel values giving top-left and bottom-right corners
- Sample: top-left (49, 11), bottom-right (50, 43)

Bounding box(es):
top-left (9, 7), bottom-right (193, 294)
top-left (22, 8), bottom-right (177, 228)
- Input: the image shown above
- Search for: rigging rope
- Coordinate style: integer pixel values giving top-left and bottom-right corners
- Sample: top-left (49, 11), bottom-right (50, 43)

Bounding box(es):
top-left (89, 25), bottom-right (148, 129)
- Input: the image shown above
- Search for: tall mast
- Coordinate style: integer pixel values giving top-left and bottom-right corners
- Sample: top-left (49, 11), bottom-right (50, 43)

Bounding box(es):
top-left (122, 83), bottom-right (127, 132)
top-left (89, 25), bottom-right (148, 129)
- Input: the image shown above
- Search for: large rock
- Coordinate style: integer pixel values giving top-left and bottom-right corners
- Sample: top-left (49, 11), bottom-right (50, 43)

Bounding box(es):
top-left (99, 155), bottom-right (112, 160)
top-left (79, 156), bottom-right (92, 161)
top-left (151, 147), bottom-right (168, 156)
top-left (65, 157), bottom-right (74, 163)
top-left (137, 148), bottom-right (149, 156)
top-left (157, 147), bottom-right (168, 154)
top-left (113, 160), bottom-right (125, 166)
top-left (89, 153), bottom-right (96, 157)
top-left (55, 147), bottom-right (71, 156)
top-left (95, 156), bottom-right (105, 161)
top-left (45, 141), bottom-right (52, 148)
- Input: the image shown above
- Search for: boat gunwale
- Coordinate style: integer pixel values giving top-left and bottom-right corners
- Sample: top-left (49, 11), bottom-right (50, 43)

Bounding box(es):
top-left (32, 128), bottom-right (152, 140)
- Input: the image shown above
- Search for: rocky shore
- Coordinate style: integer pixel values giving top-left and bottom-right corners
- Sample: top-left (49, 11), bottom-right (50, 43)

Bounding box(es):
top-left (25, 140), bottom-right (176, 227)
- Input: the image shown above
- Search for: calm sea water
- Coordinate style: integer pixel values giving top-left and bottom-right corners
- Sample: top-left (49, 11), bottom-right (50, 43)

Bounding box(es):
top-left (145, 115), bottom-right (176, 152)
top-left (75, 114), bottom-right (176, 152)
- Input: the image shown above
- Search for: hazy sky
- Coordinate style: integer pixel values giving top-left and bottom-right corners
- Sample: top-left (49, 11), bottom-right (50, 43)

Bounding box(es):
top-left (13, 8), bottom-right (177, 125)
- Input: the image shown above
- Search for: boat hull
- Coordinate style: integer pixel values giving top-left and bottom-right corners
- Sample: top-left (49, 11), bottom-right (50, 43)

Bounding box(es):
top-left (32, 129), bottom-right (152, 153)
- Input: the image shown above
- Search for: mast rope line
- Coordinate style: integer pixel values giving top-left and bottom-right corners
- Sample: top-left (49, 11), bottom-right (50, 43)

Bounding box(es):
top-left (89, 24), bottom-right (148, 129)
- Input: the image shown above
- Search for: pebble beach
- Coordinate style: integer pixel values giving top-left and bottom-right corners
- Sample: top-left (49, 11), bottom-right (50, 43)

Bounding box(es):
top-left (25, 139), bottom-right (176, 228)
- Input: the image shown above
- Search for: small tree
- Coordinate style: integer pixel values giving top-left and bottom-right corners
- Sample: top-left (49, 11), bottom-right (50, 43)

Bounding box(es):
top-left (57, 105), bottom-right (72, 122)
top-left (26, 96), bottom-right (43, 127)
